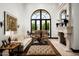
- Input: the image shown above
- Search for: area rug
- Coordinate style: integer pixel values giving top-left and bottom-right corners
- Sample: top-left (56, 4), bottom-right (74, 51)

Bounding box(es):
top-left (22, 39), bottom-right (61, 56)
top-left (26, 45), bottom-right (61, 56)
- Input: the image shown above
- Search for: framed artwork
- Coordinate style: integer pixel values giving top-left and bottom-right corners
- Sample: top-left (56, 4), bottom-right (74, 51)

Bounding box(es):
top-left (4, 11), bottom-right (17, 34)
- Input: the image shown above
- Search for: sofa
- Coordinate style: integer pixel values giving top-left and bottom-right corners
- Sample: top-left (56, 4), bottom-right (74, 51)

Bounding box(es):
top-left (11, 33), bottom-right (32, 51)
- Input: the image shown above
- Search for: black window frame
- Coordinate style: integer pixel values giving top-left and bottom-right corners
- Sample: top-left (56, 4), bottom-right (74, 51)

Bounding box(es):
top-left (31, 9), bottom-right (51, 37)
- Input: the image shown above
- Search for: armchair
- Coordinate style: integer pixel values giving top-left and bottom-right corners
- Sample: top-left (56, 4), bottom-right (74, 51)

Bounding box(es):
top-left (31, 30), bottom-right (49, 43)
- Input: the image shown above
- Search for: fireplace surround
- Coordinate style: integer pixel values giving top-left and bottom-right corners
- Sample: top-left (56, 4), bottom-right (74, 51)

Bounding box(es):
top-left (58, 32), bottom-right (66, 46)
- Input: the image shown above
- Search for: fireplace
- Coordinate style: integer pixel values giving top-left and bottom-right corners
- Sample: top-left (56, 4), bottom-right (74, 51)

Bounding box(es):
top-left (58, 32), bottom-right (66, 46)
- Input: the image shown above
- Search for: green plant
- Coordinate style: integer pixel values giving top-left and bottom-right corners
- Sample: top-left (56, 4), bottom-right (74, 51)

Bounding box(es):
top-left (42, 22), bottom-right (49, 30)
top-left (32, 23), bottom-right (35, 31)
top-left (42, 23), bottom-right (45, 30)
top-left (47, 22), bottom-right (49, 30)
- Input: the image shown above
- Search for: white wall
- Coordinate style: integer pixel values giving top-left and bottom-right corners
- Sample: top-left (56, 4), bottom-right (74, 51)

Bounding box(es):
top-left (71, 3), bottom-right (79, 50)
top-left (23, 3), bottom-right (58, 37)
top-left (0, 3), bottom-right (25, 46)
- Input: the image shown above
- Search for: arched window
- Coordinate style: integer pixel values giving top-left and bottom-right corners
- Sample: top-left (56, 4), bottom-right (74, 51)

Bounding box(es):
top-left (31, 9), bottom-right (51, 37)
top-left (32, 9), bottom-right (51, 19)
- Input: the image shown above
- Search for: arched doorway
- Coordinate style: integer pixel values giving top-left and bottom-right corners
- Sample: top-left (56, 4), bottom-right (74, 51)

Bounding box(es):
top-left (31, 9), bottom-right (51, 37)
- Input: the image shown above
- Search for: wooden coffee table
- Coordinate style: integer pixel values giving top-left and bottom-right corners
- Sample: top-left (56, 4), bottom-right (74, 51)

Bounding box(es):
top-left (0, 43), bottom-right (21, 56)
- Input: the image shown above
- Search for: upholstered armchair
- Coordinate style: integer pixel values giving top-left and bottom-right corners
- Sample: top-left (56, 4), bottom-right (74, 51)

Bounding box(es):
top-left (41, 30), bottom-right (49, 41)
top-left (31, 30), bottom-right (49, 42)
top-left (31, 30), bottom-right (41, 42)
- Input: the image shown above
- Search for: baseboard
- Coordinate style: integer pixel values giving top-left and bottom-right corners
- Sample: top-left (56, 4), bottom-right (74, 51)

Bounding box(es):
top-left (71, 48), bottom-right (79, 52)
top-left (49, 37), bottom-right (58, 39)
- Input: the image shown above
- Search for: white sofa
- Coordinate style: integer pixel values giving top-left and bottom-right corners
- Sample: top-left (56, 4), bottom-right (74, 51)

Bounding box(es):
top-left (11, 33), bottom-right (32, 51)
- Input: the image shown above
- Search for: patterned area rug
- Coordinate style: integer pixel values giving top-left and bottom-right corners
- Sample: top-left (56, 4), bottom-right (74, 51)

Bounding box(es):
top-left (22, 40), bottom-right (61, 56)
top-left (26, 45), bottom-right (60, 56)
top-left (26, 45), bottom-right (57, 56)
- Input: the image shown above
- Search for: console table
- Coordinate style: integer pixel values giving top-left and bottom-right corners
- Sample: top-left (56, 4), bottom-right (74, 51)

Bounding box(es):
top-left (0, 43), bottom-right (21, 56)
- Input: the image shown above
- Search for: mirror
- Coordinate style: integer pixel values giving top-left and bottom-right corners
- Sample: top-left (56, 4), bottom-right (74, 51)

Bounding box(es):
top-left (60, 10), bottom-right (68, 26)
top-left (60, 10), bottom-right (67, 22)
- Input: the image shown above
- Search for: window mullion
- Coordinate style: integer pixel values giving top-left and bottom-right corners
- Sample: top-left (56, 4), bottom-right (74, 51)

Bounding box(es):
top-left (40, 10), bottom-right (42, 30)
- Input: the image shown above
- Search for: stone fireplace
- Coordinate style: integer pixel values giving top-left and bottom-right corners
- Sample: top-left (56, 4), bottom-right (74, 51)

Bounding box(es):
top-left (57, 27), bottom-right (72, 51)
top-left (56, 3), bottom-right (72, 51)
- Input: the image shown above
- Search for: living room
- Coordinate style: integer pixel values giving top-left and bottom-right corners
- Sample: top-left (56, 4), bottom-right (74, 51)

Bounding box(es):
top-left (0, 3), bottom-right (79, 56)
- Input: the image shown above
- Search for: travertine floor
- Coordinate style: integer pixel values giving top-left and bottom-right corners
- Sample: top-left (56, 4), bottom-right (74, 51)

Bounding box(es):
top-left (49, 39), bottom-right (79, 56)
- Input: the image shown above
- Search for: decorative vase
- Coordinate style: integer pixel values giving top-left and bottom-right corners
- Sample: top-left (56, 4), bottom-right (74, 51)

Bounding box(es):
top-left (8, 37), bottom-right (11, 44)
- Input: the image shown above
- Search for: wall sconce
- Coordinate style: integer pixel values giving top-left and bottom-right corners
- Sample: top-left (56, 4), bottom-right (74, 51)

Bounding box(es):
top-left (56, 23), bottom-right (59, 27)
top-left (64, 20), bottom-right (68, 26)
top-left (0, 22), bottom-right (3, 27)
